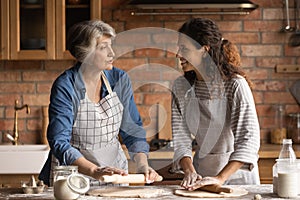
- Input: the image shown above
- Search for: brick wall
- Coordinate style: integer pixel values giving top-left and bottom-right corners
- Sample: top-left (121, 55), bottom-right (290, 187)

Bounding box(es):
top-left (0, 0), bottom-right (299, 144)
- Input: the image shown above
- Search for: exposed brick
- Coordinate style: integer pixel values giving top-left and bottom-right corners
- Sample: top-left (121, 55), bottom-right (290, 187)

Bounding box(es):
top-left (264, 92), bottom-right (296, 104)
top-left (23, 71), bottom-right (61, 82)
top-left (223, 33), bottom-right (260, 44)
top-left (217, 21), bottom-right (242, 32)
top-left (164, 21), bottom-right (186, 30)
top-left (113, 58), bottom-right (147, 71)
top-left (143, 93), bottom-right (171, 105)
top-left (0, 108), bottom-right (4, 118)
top-left (285, 105), bottom-right (300, 114)
top-left (241, 45), bottom-right (282, 56)
top-left (0, 95), bottom-right (21, 106)
top-left (257, 0), bottom-right (284, 7)
top-left (246, 69), bottom-right (269, 80)
top-left (133, 93), bottom-right (143, 105)
top-left (113, 9), bottom-right (153, 22)
top-left (256, 104), bottom-right (274, 117)
top-left (126, 22), bottom-right (165, 30)
top-left (0, 72), bottom-right (21, 82)
top-left (153, 32), bottom-right (178, 45)
top-left (4, 61), bottom-right (42, 70)
top-left (134, 49), bottom-right (166, 58)
top-left (37, 83), bottom-right (52, 94)
top-left (263, 8), bottom-right (284, 20)
top-left (244, 20), bottom-right (283, 32)
top-left (0, 83), bottom-right (35, 93)
top-left (148, 58), bottom-right (177, 69)
top-left (241, 57), bottom-right (256, 68)
top-left (154, 14), bottom-right (190, 22)
top-left (44, 60), bottom-right (75, 70)
top-left (109, 21), bottom-right (125, 33)
top-left (262, 32), bottom-right (287, 44)
top-left (102, 0), bottom-right (120, 9)
top-left (252, 91), bottom-right (263, 104)
top-left (27, 119), bottom-right (42, 131)
top-left (284, 45), bottom-right (300, 56)
top-left (256, 57), bottom-right (295, 68)
top-left (23, 94), bottom-right (50, 106)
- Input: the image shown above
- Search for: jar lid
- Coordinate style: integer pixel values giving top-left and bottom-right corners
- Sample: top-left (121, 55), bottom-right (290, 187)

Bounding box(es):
top-left (67, 174), bottom-right (90, 194)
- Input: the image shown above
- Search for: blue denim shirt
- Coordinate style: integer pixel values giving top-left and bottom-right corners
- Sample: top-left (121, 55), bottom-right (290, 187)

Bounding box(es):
top-left (39, 63), bottom-right (149, 185)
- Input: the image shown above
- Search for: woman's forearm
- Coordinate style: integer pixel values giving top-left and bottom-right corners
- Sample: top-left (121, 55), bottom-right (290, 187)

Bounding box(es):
top-left (180, 156), bottom-right (196, 173)
top-left (72, 156), bottom-right (98, 177)
top-left (216, 160), bottom-right (244, 183)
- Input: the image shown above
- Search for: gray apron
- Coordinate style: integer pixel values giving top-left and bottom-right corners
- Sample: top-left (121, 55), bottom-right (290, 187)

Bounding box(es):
top-left (185, 85), bottom-right (260, 185)
top-left (51, 71), bottom-right (128, 186)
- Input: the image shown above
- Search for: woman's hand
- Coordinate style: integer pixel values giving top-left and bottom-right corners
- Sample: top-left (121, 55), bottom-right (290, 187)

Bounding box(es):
top-left (136, 164), bottom-right (160, 184)
top-left (134, 153), bottom-right (160, 183)
top-left (92, 166), bottom-right (127, 180)
top-left (188, 176), bottom-right (222, 191)
top-left (181, 170), bottom-right (202, 190)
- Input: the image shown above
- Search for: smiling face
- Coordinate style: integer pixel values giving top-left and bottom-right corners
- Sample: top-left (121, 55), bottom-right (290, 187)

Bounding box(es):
top-left (84, 35), bottom-right (115, 71)
top-left (176, 35), bottom-right (206, 73)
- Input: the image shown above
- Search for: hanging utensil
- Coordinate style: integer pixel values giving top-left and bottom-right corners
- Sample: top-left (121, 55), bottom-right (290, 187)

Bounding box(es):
top-left (289, 0), bottom-right (300, 46)
top-left (289, 79), bottom-right (300, 105)
top-left (283, 0), bottom-right (295, 32)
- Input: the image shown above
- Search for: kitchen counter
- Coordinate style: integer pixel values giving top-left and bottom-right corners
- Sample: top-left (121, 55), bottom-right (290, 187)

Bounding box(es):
top-left (0, 185), bottom-right (299, 199)
top-left (139, 144), bottom-right (300, 159)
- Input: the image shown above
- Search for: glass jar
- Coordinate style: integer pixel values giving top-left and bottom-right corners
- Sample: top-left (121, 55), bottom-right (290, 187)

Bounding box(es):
top-left (271, 105), bottom-right (287, 144)
top-left (287, 113), bottom-right (300, 144)
top-left (53, 166), bottom-right (89, 200)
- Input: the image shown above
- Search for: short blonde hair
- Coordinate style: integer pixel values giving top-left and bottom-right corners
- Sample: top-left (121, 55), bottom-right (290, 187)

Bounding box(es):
top-left (67, 20), bottom-right (116, 62)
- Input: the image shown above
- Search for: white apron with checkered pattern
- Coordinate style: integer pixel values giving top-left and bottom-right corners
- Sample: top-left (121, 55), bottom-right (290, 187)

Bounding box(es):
top-left (50, 71), bottom-right (128, 186)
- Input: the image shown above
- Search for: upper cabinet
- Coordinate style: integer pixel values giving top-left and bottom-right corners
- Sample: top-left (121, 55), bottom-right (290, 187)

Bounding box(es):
top-left (0, 0), bottom-right (9, 60)
top-left (1, 0), bottom-right (101, 60)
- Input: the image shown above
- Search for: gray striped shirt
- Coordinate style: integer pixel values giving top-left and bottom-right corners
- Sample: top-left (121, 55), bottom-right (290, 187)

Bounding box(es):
top-left (171, 75), bottom-right (260, 173)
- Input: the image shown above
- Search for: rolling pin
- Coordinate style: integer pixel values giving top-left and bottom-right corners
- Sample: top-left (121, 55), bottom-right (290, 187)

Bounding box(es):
top-left (200, 184), bottom-right (233, 194)
top-left (100, 174), bottom-right (163, 184)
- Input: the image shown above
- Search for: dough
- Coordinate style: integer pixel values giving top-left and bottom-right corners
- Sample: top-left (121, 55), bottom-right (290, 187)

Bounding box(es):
top-left (174, 187), bottom-right (248, 198)
top-left (88, 186), bottom-right (171, 198)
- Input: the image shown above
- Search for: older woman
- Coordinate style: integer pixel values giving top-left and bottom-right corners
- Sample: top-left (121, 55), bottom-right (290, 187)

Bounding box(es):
top-left (172, 18), bottom-right (260, 190)
top-left (39, 20), bottom-right (159, 186)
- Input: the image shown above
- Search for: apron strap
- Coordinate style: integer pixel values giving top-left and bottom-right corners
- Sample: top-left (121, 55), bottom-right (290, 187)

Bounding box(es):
top-left (100, 71), bottom-right (113, 94)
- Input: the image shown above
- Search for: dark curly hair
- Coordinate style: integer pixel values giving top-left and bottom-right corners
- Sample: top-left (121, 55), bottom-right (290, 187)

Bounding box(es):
top-left (179, 18), bottom-right (253, 89)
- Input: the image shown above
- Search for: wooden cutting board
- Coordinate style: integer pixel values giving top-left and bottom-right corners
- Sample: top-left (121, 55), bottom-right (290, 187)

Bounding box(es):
top-left (174, 187), bottom-right (248, 198)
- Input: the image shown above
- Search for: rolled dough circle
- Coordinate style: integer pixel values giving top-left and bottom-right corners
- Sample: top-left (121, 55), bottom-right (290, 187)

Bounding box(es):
top-left (88, 186), bottom-right (170, 198)
top-left (174, 187), bottom-right (248, 198)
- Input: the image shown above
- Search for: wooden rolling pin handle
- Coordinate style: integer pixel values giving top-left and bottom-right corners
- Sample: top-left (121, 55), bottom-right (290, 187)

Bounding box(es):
top-left (200, 185), bottom-right (233, 194)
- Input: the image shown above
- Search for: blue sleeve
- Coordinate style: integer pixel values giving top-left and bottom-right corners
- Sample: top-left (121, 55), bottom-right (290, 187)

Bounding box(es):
top-left (112, 71), bottom-right (149, 159)
top-left (47, 76), bottom-right (82, 165)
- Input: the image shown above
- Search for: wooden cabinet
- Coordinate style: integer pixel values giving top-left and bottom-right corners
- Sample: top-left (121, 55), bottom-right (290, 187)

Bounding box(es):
top-left (1, 0), bottom-right (101, 60)
top-left (0, 0), bottom-right (9, 60)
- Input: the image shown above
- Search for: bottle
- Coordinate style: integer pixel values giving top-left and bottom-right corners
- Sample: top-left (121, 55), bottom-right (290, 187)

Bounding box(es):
top-left (275, 139), bottom-right (298, 198)
top-left (271, 105), bottom-right (287, 144)
top-left (278, 139), bottom-right (296, 161)
top-left (53, 166), bottom-right (89, 200)
top-left (272, 139), bottom-right (296, 194)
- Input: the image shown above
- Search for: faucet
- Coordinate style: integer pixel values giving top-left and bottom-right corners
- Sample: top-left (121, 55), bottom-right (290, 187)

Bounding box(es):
top-left (6, 100), bottom-right (30, 145)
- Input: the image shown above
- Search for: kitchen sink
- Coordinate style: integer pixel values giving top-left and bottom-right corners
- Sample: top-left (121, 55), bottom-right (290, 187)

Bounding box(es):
top-left (0, 145), bottom-right (49, 174)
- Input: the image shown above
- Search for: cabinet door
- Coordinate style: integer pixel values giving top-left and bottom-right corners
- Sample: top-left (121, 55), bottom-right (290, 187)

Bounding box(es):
top-left (55, 0), bottom-right (101, 60)
top-left (10, 0), bottom-right (55, 60)
top-left (0, 0), bottom-right (9, 60)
